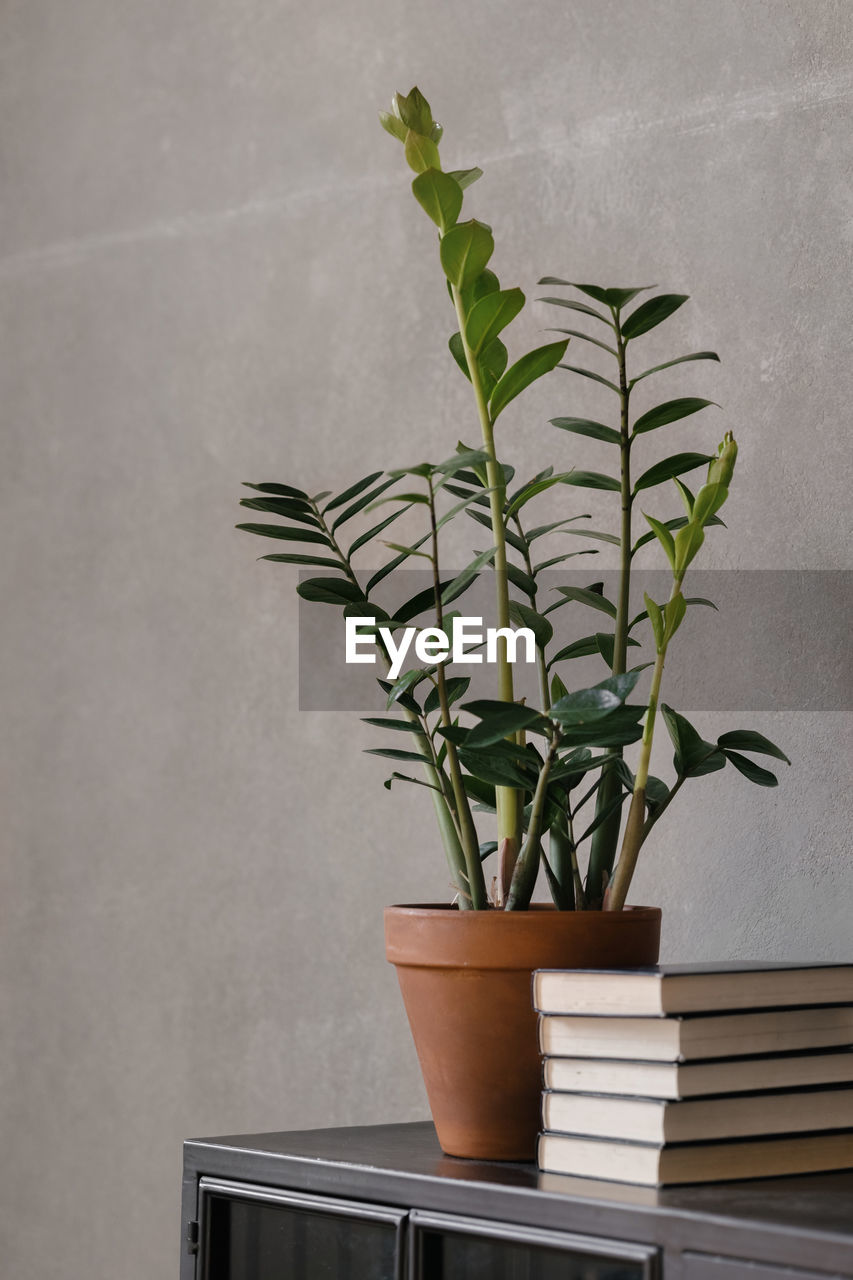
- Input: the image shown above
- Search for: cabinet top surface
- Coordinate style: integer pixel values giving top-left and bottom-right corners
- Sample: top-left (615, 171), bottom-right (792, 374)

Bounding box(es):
top-left (185, 1120), bottom-right (853, 1242)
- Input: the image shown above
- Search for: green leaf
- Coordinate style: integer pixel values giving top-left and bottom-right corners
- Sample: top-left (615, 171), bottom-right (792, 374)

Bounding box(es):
top-left (411, 168), bottom-right (462, 231)
top-left (629, 596), bottom-right (716, 631)
top-left (394, 87), bottom-right (434, 134)
top-left (462, 701), bottom-right (548, 747)
top-left (365, 746), bottom-right (432, 765)
top-left (633, 398), bottom-right (718, 436)
top-left (592, 630), bottom-right (641, 667)
top-left (435, 448), bottom-right (492, 476)
top-left (663, 592), bottom-right (687, 642)
top-left (717, 730), bottom-right (791, 764)
top-left (525, 514), bottom-right (592, 541)
top-left (633, 513), bottom-right (724, 556)
top-left (559, 364), bottom-right (620, 394)
top-left (490, 340), bottom-right (569, 421)
top-left (605, 285), bottom-right (656, 308)
top-left (557, 282), bottom-right (610, 304)
top-left (239, 497), bottom-right (320, 526)
top-left (468, 268), bottom-right (500, 302)
top-left (674, 478), bottom-right (695, 519)
top-left (505, 562), bottom-right (536, 597)
top-left (723, 750), bottom-right (779, 787)
top-left (383, 771), bottom-right (441, 793)
top-left (332, 476), bottom-right (398, 530)
top-left (466, 288), bottom-right (525, 355)
top-left (348, 504), bottom-right (412, 557)
top-left (642, 513), bottom-right (676, 569)
top-left (324, 471), bottom-right (384, 514)
top-left (630, 351), bottom-right (720, 387)
top-left (645, 593), bottom-right (664, 650)
top-left (448, 331), bottom-right (471, 381)
top-left (550, 672), bottom-right (569, 704)
top-left (446, 167), bottom-right (483, 190)
top-left (478, 337), bottom-right (509, 401)
top-left (259, 553), bottom-right (343, 569)
top-left (538, 296), bottom-right (612, 326)
top-left (577, 792), bottom-right (630, 844)
top-left (458, 744), bottom-right (537, 790)
top-left (384, 667), bottom-right (430, 709)
top-left (440, 220), bottom-right (494, 290)
top-left (365, 531), bottom-right (432, 592)
top-left (378, 110), bottom-right (407, 142)
top-left (465, 777), bottom-right (497, 810)
top-left (560, 470), bottom-right (621, 492)
top-left (394, 581), bottom-right (452, 625)
top-left (508, 600), bottom-right (553, 648)
top-left (434, 723), bottom-right (468, 745)
top-left (550, 687), bottom-right (622, 726)
top-left (435, 487), bottom-right (498, 532)
top-left (505, 471), bottom-right (574, 517)
top-left (545, 328), bottom-right (617, 357)
top-left (556, 708), bottom-right (645, 749)
top-left (551, 417), bottom-right (621, 445)
top-left (467, 505), bottom-right (527, 553)
top-left (673, 520), bottom-right (705, 574)
top-left (596, 669), bottom-right (644, 700)
top-left (548, 585), bottom-right (617, 619)
top-left (661, 704), bottom-right (726, 777)
top-left (634, 453), bottom-right (714, 493)
top-left (533, 550), bottom-right (599, 573)
top-left (621, 294), bottom-right (689, 340)
top-left (539, 281), bottom-right (655, 310)
top-left (236, 523), bottom-right (330, 546)
top-left (243, 481), bottom-right (310, 501)
top-left (366, 491), bottom-right (429, 511)
top-left (382, 542), bottom-right (430, 560)
top-left (362, 716), bottom-right (422, 734)
top-left (645, 776), bottom-right (670, 813)
top-left (296, 577), bottom-right (366, 606)
top-left (441, 547), bottom-right (497, 606)
top-left (549, 635), bottom-right (605, 664)
top-left (404, 129), bottom-right (440, 174)
top-left (424, 675), bottom-right (470, 716)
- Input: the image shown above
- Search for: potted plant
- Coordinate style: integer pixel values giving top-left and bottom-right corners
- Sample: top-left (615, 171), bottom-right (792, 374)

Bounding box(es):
top-left (236, 88), bottom-right (789, 1160)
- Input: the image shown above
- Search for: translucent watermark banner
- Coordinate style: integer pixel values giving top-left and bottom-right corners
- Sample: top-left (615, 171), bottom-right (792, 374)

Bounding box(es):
top-left (298, 569), bottom-right (853, 712)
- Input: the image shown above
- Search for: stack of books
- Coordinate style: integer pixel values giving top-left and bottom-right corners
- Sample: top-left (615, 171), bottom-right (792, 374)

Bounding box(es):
top-left (534, 962), bottom-right (853, 1186)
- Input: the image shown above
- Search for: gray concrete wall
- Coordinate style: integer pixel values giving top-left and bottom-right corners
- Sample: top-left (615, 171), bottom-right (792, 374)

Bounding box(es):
top-left (1, 2), bottom-right (851, 1276)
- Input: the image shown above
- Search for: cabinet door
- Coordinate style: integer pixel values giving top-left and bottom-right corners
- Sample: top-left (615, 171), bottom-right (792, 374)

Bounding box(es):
top-left (409, 1210), bottom-right (659, 1280)
top-left (198, 1177), bottom-right (405, 1280)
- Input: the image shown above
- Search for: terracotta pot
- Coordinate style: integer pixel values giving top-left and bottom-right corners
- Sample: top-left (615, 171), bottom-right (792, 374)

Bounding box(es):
top-left (385, 902), bottom-right (661, 1161)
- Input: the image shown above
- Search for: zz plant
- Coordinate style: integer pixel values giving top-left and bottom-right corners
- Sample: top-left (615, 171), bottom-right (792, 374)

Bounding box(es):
top-left (237, 87), bottom-right (789, 912)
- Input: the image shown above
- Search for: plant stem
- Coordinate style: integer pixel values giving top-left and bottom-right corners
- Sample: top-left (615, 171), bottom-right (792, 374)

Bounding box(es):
top-left (586, 310), bottom-right (631, 905)
top-left (428, 479), bottom-right (488, 908)
top-left (506, 733), bottom-right (558, 910)
top-left (548, 817), bottom-right (575, 910)
top-left (451, 284), bottom-right (521, 859)
top-left (606, 580), bottom-right (681, 911)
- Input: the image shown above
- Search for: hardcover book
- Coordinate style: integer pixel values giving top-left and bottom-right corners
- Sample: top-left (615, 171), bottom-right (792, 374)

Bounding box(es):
top-left (542, 1048), bottom-right (853, 1098)
top-left (542, 1083), bottom-right (853, 1143)
top-left (538, 1006), bottom-right (853, 1062)
top-left (537, 1129), bottom-right (853, 1187)
top-left (533, 963), bottom-right (853, 1018)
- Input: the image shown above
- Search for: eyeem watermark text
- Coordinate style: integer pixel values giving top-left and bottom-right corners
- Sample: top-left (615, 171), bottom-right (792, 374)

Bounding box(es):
top-left (345, 616), bottom-right (536, 679)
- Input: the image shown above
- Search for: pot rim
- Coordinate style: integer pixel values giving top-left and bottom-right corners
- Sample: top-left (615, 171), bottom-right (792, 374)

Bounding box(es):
top-left (385, 903), bottom-right (662, 970)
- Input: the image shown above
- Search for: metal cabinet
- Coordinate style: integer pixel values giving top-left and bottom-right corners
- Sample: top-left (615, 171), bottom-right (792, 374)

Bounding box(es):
top-left (181, 1123), bottom-right (853, 1280)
